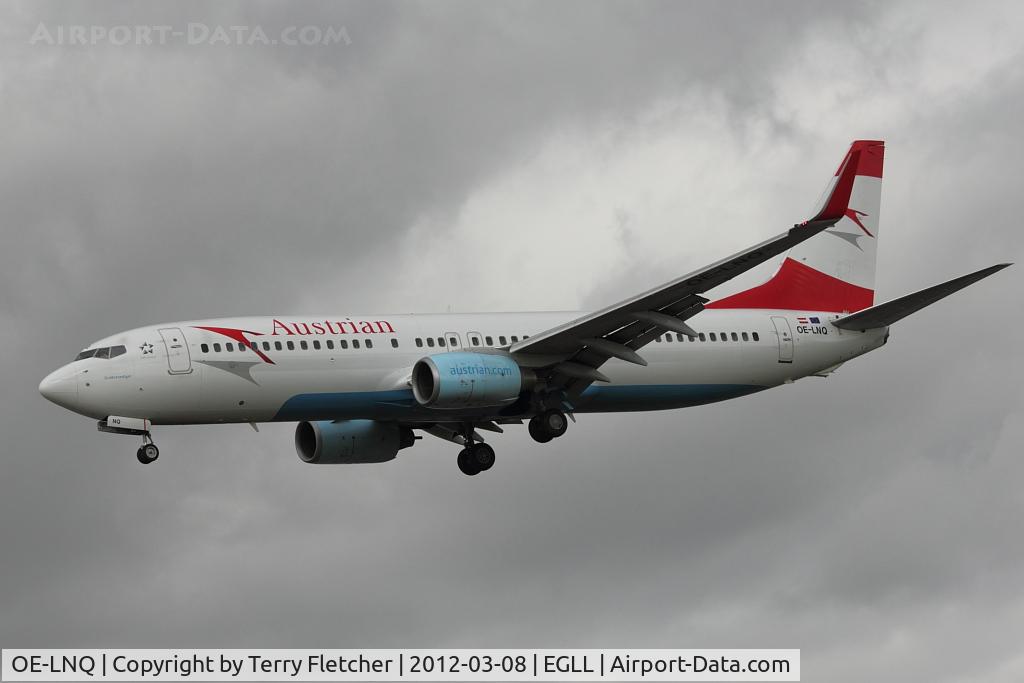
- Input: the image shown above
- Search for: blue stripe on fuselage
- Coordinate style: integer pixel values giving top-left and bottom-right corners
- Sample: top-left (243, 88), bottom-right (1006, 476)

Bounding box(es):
top-left (578, 383), bottom-right (766, 412)
top-left (271, 384), bottom-right (766, 422)
top-left (273, 389), bottom-right (417, 422)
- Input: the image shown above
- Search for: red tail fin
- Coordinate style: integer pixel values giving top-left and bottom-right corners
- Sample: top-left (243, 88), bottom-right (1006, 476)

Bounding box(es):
top-left (709, 140), bottom-right (884, 313)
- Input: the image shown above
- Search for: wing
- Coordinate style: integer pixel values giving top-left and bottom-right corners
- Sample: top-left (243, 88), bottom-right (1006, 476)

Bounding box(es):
top-left (509, 144), bottom-right (863, 401)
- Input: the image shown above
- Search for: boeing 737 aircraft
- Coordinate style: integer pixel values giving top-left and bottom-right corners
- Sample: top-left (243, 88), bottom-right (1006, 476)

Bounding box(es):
top-left (39, 140), bottom-right (1009, 475)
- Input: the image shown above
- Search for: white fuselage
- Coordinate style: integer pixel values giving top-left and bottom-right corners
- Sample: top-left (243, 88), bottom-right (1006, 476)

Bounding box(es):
top-left (39, 309), bottom-right (888, 426)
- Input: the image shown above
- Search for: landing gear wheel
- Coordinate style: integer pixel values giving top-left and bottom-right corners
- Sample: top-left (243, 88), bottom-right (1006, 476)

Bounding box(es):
top-left (470, 442), bottom-right (495, 471)
top-left (540, 410), bottom-right (568, 438)
top-left (528, 421), bottom-right (553, 443)
top-left (457, 448), bottom-right (480, 476)
top-left (529, 410), bottom-right (568, 442)
top-left (137, 443), bottom-right (159, 464)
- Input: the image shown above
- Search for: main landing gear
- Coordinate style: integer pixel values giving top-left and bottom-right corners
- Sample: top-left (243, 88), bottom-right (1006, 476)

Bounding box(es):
top-left (528, 409), bottom-right (568, 443)
top-left (457, 442), bottom-right (495, 476)
top-left (136, 434), bottom-right (159, 464)
top-left (448, 410), bottom-right (570, 476)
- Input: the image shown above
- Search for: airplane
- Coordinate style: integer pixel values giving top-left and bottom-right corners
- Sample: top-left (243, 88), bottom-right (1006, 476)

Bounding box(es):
top-left (39, 140), bottom-right (1010, 476)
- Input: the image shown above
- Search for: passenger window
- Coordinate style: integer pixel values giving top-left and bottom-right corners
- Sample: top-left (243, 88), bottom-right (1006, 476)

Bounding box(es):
top-left (201, 343), bottom-right (209, 353)
top-left (287, 341), bottom-right (295, 350)
top-left (109, 345), bottom-right (126, 358)
top-left (665, 334), bottom-right (673, 342)
top-left (300, 341), bottom-right (308, 350)
top-left (225, 343), bottom-right (234, 352)
top-left (326, 340), bottom-right (334, 350)
top-left (470, 336), bottom-right (480, 345)
top-left (275, 341), bottom-right (282, 351)
top-left (731, 332), bottom-right (738, 341)
top-left (499, 336), bottom-right (507, 345)
top-left (720, 333), bottom-right (728, 342)
top-left (742, 332), bottom-right (749, 341)
top-left (416, 338), bottom-right (423, 348)
top-left (340, 340), bottom-right (348, 349)
top-left (752, 332), bottom-right (760, 341)
top-left (213, 343), bottom-right (222, 352)
top-left (427, 338), bottom-right (435, 348)
top-left (485, 336), bottom-right (493, 345)
top-left (709, 333), bottom-right (716, 341)
top-left (655, 336), bottom-right (662, 343)
top-left (95, 347), bottom-right (111, 359)
top-left (366, 339), bottom-right (373, 349)
top-left (353, 340), bottom-right (361, 349)
top-left (391, 339), bottom-right (399, 348)
top-left (676, 334), bottom-right (684, 341)
top-left (312, 340), bottom-right (321, 350)
top-left (510, 335), bottom-right (519, 343)
top-left (449, 337), bottom-right (457, 346)
top-left (438, 338), bottom-right (446, 347)
top-left (698, 333), bottom-right (706, 342)
top-left (262, 341), bottom-right (270, 351)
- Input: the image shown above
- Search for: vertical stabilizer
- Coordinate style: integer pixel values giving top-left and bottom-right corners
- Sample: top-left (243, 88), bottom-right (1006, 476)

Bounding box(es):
top-left (709, 140), bottom-right (884, 313)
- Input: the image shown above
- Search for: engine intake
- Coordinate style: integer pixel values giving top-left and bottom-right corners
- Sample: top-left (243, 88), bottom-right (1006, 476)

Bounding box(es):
top-left (411, 352), bottom-right (527, 409)
top-left (295, 419), bottom-right (413, 464)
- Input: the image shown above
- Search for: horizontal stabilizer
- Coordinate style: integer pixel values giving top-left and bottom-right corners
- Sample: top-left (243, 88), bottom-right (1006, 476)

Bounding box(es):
top-left (833, 263), bottom-right (1011, 331)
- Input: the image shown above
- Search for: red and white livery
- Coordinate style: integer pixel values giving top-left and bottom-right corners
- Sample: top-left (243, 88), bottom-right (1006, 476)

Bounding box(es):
top-left (39, 141), bottom-right (1010, 475)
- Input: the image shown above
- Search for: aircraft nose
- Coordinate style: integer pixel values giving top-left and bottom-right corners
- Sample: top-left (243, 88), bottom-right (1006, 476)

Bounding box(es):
top-left (39, 367), bottom-right (78, 406)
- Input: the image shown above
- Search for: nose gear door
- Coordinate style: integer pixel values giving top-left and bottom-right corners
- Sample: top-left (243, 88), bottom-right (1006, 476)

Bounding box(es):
top-left (158, 328), bottom-right (193, 374)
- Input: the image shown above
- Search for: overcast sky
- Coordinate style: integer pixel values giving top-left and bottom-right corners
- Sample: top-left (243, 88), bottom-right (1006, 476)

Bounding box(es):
top-left (1, 1), bottom-right (1022, 680)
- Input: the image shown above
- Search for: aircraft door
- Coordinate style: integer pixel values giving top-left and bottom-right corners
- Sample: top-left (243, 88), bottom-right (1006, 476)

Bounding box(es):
top-left (770, 316), bottom-right (794, 363)
top-left (158, 327), bottom-right (193, 374)
top-left (444, 332), bottom-right (463, 351)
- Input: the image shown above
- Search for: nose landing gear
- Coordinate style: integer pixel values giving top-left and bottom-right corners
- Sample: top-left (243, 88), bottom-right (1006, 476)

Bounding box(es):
top-left (97, 418), bottom-right (160, 465)
top-left (136, 435), bottom-right (159, 464)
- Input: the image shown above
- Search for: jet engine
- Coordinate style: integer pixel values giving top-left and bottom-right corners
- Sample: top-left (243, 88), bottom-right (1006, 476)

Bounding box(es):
top-left (295, 419), bottom-right (414, 464)
top-left (411, 351), bottom-right (529, 409)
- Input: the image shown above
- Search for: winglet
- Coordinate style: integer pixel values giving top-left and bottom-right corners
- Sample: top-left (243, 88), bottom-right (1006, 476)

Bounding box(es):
top-left (806, 140), bottom-right (884, 223)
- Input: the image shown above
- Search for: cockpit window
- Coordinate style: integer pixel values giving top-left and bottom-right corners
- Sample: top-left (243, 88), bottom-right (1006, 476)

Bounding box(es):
top-left (73, 344), bottom-right (128, 361)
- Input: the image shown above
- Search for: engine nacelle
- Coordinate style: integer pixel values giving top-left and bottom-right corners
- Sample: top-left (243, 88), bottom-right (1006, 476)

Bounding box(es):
top-left (411, 352), bottom-right (526, 409)
top-left (295, 419), bottom-right (413, 464)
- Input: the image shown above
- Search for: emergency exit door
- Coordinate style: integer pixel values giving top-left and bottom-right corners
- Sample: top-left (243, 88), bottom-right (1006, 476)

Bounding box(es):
top-left (444, 332), bottom-right (463, 350)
